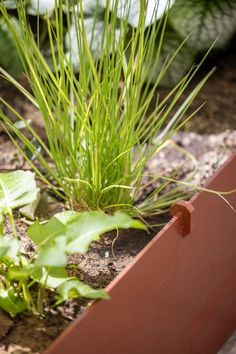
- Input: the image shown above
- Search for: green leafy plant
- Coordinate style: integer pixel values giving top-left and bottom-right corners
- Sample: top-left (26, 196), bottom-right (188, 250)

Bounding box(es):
top-left (0, 170), bottom-right (145, 315)
top-left (0, 1), bottom-right (213, 217)
top-left (0, 210), bottom-right (145, 315)
top-left (169, 0), bottom-right (236, 51)
top-left (0, 0), bottom-right (56, 76)
top-left (0, 170), bottom-right (39, 237)
top-left (1, 0), bottom-right (175, 77)
top-left (1, 0), bottom-right (235, 85)
top-left (64, 0), bottom-right (236, 87)
top-left (155, 0), bottom-right (236, 86)
top-left (0, 16), bottom-right (23, 76)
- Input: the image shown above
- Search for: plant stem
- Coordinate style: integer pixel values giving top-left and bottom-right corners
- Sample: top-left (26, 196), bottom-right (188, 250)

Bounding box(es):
top-left (22, 281), bottom-right (37, 314)
top-left (8, 210), bottom-right (17, 238)
top-left (37, 284), bottom-right (45, 315)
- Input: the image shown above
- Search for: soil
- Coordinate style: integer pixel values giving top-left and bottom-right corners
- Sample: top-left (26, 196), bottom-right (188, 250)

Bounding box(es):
top-left (0, 48), bottom-right (235, 353)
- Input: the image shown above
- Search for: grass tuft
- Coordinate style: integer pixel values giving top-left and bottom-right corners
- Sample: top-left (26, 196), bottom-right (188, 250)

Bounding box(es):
top-left (0, 1), bottom-right (214, 216)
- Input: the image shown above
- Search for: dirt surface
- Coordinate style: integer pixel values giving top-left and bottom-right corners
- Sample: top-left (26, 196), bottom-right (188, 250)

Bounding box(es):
top-left (157, 49), bottom-right (236, 134)
top-left (186, 50), bottom-right (236, 133)
top-left (0, 310), bottom-right (69, 354)
top-left (218, 331), bottom-right (236, 354)
top-left (0, 48), bottom-right (236, 353)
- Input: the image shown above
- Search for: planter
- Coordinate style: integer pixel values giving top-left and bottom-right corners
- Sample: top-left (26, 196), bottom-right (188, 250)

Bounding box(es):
top-left (45, 152), bottom-right (236, 354)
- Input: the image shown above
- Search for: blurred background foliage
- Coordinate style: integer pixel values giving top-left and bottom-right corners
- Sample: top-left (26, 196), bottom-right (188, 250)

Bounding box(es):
top-left (1, 0), bottom-right (236, 87)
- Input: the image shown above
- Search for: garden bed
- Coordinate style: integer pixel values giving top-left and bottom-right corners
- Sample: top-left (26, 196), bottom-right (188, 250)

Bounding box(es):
top-left (0, 49), bottom-right (236, 354)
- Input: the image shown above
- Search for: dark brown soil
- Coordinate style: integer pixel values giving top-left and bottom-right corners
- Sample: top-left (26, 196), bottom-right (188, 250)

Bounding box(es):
top-left (157, 49), bottom-right (236, 134)
top-left (186, 50), bottom-right (236, 133)
top-left (0, 310), bottom-right (69, 354)
top-left (0, 48), bottom-right (236, 353)
top-left (0, 77), bottom-right (44, 138)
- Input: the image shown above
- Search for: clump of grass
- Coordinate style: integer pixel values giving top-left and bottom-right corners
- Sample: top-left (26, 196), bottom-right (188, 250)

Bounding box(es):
top-left (0, 1), bottom-right (213, 216)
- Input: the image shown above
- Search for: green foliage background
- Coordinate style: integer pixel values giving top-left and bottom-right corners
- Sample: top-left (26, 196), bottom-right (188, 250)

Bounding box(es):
top-left (1, 0), bottom-right (236, 85)
top-left (158, 0), bottom-right (236, 86)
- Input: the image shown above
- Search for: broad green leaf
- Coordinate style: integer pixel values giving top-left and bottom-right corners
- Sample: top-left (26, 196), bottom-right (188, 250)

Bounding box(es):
top-left (0, 287), bottom-right (28, 316)
top-left (0, 210), bottom-right (3, 237)
top-left (19, 191), bottom-right (41, 220)
top-left (27, 217), bottom-right (65, 246)
top-left (55, 210), bottom-right (78, 225)
top-left (78, 0), bottom-right (174, 27)
top-left (35, 247), bottom-right (67, 267)
top-left (57, 279), bottom-right (109, 300)
top-left (0, 170), bottom-right (39, 216)
top-left (169, 0), bottom-right (236, 51)
top-left (145, 26), bottom-right (195, 87)
top-left (27, 0), bottom-right (55, 15)
top-left (46, 275), bottom-right (70, 288)
top-left (28, 210), bottom-right (146, 256)
top-left (0, 238), bottom-right (19, 260)
top-left (3, 1), bottom-right (17, 9)
top-left (66, 0), bottom-right (174, 70)
top-left (65, 18), bottom-right (121, 72)
top-left (8, 265), bottom-right (34, 280)
top-left (7, 265), bottom-right (66, 291)
top-left (109, 0), bottom-right (175, 28)
top-left (0, 17), bottom-right (23, 76)
top-left (34, 267), bottom-right (70, 288)
top-left (46, 266), bottom-right (68, 280)
top-left (65, 210), bottom-right (147, 254)
top-left (79, 0), bottom-right (103, 14)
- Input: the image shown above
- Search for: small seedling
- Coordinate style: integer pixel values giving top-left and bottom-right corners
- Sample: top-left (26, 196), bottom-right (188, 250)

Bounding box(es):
top-left (0, 170), bottom-right (39, 237)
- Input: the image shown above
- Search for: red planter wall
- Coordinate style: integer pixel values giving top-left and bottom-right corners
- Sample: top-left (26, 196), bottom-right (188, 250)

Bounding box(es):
top-left (46, 153), bottom-right (236, 354)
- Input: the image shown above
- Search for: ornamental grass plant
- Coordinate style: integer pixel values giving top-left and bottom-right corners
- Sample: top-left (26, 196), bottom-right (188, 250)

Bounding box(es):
top-left (0, 0), bottom-right (213, 216)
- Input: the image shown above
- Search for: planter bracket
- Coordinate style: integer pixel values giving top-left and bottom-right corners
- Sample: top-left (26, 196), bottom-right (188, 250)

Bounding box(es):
top-left (170, 200), bottom-right (195, 237)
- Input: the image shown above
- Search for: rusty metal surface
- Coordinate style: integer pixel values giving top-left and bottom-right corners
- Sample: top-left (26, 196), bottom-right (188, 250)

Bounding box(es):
top-left (45, 152), bottom-right (236, 354)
